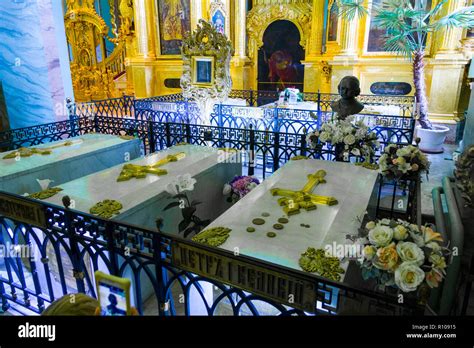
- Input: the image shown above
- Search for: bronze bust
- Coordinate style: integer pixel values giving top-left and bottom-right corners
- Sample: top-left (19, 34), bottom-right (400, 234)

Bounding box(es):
top-left (331, 76), bottom-right (364, 120)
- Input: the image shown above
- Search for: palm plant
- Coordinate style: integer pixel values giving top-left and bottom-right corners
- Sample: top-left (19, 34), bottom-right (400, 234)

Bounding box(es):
top-left (336, 0), bottom-right (474, 129)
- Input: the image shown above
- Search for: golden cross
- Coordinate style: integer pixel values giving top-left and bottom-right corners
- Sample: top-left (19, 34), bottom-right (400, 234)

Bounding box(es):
top-left (2, 140), bottom-right (81, 160)
top-left (270, 169), bottom-right (338, 215)
top-left (117, 152), bottom-right (186, 182)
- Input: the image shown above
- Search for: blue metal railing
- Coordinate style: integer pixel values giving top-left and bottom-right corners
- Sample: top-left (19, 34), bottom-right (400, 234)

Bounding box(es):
top-left (70, 92), bottom-right (416, 166)
top-left (0, 92), bottom-right (421, 316)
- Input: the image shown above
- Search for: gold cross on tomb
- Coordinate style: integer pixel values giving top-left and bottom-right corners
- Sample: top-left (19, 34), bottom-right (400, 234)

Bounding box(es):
top-left (2, 140), bottom-right (81, 160)
top-left (117, 152), bottom-right (186, 182)
top-left (270, 170), bottom-right (338, 216)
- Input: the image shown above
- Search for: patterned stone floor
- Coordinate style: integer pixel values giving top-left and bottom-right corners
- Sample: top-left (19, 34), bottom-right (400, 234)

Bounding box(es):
top-left (420, 144), bottom-right (457, 216)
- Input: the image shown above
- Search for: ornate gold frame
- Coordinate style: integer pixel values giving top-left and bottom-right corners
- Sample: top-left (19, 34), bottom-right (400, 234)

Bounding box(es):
top-left (181, 20), bottom-right (233, 111)
top-left (246, 2), bottom-right (312, 90)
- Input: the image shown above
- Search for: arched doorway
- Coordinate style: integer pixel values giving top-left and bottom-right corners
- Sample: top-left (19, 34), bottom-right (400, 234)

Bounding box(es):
top-left (257, 20), bottom-right (305, 92)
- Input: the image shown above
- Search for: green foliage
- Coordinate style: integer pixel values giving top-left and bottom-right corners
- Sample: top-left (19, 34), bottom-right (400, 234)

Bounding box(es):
top-left (336, 0), bottom-right (369, 21)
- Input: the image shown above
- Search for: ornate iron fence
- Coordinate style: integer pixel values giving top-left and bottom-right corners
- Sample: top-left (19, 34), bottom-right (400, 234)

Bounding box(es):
top-left (75, 91), bottom-right (416, 126)
top-left (0, 113), bottom-right (419, 221)
top-left (125, 91), bottom-right (416, 156)
top-left (112, 108), bottom-right (413, 179)
top-left (0, 115), bottom-right (421, 315)
top-left (0, 114), bottom-right (417, 185)
top-left (71, 93), bottom-right (416, 178)
top-left (0, 117), bottom-right (93, 151)
top-left (0, 191), bottom-right (423, 316)
top-left (91, 96), bottom-right (135, 118)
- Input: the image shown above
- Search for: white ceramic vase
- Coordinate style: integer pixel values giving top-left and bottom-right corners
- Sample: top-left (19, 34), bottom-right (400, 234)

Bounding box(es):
top-left (416, 125), bottom-right (450, 154)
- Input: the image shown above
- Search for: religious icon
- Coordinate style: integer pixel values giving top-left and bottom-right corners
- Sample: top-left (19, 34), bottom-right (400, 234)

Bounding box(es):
top-left (163, 0), bottom-right (184, 41)
top-left (258, 20), bottom-right (305, 91)
top-left (158, 0), bottom-right (191, 55)
top-left (192, 56), bottom-right (215, 86)
top-left (268, 50), bottom-right (298, 90)
top-left (211, 10), bottom-right (225, 35)
top-left (327, 1), bottom-right (339, 42)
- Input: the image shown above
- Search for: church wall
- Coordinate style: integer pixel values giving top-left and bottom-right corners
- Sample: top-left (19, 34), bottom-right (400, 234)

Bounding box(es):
top-left (122, 0), bottom-right (473, 122)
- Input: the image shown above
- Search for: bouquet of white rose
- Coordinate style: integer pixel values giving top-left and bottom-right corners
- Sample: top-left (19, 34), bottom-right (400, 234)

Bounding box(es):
top-left (356, 218), bottom-right (448, 293)
top-left (378, 144), bottom-right (430, 180)
top-left (306, 116), bottom-right (379, 162)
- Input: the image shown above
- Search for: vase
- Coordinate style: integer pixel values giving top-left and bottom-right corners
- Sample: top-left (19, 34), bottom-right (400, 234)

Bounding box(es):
top-left (416, 125), bottom-right (450, 154)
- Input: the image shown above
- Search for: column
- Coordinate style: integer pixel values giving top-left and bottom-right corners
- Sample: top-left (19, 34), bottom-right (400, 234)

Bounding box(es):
top-left (302, 0), bottom-right (326, 93)
top-left (234, 0), bottom-right (246, 58)
top-left (191, 0), bottom-right (204, 29)
top-left (330, 11), bottom-right (360, 94)
top-left (336, 16), bottom-right (359, 58)
top-left (308, 0), bottom-right (325, 58)
top-left (130, 0), bottom-right (158, 98)
top-left (133, 0), bottom-right (157, 58)
top-left (41, 0), bottom-right (74, 120)
top-left (434, 0), bottom-right (467, 56)
top-left (230, 0), bottom-right (252, 90)
top-left (428, 0), bottom-right (470, 122)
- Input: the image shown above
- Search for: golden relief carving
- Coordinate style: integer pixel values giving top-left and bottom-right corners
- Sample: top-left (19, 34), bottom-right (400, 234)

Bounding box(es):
top-left (118, 0), bottom-right (134, 37)
top-left (181, 20), bottom-right (234, 123)
top-left (246, 2), bottom-right (312, 59)
top-left (64, 0), bottom-right (135, 102)
top-left (321, 61), bottom-right (332, 84)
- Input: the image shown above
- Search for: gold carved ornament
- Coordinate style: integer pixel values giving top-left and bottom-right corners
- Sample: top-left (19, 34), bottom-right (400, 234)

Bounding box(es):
top-left (181, 20), bottom-right (234, 104)
top-left (321, 61), bottom-right (332, 84)
top-left (65, 1), bottom-right (134, 101)
top-left (246, 3), bottom-right (312, 59)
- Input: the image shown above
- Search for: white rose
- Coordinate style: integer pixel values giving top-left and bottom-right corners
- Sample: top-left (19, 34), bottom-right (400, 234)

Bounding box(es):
top-left (365, 221), bottom-right (376, 230)
top-left (222, 184), bottom-right (232, 195)
top-left (399, 162), bottom-right (412, 174)
top-left (319, 132), bottom-right (329, 143)
top-left (394, 262), bottom-right (425, 292)
top-left (343, 134), bottom-right (356, 145)
top-left (356, 128), bottom-right (368, 138)
top-left (351, 148), bottom-right (361, 156)
top-left (396, 146), bottom-right (412, 158)
top-left (342, 124), bottom-right (353, 134)
top-left (363, 245), bottom-right (377, 260)
top-left (393, 225), bottom-right (408, 240)
top-left (368, 225), bottom-right (394, 247)
top-left (384, 144), bottom-right (396, 154)
top-left (396, 242), bottom-right (425, 266)
top-left (408, 226), bottom-right (425, 247)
